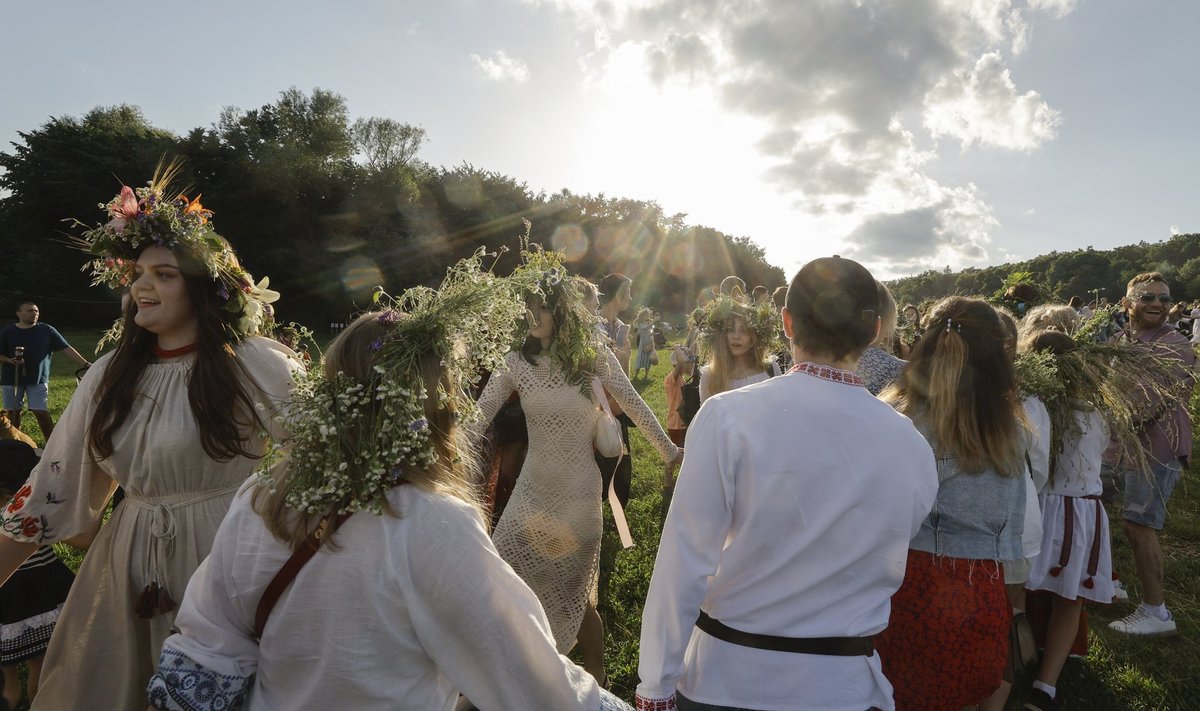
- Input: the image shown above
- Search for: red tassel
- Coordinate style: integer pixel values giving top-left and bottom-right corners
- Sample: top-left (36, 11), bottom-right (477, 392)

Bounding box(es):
top-left (1083, 577), bottom-right (1095, 589)
top-left (1049, 566), bottom-right (1063, 577)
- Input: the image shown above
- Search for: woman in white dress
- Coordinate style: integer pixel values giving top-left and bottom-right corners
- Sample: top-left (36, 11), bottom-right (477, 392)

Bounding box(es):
top-left (697, 292), bottom-right (781, 403)
top-left (0, 167), bottom-right (297, 710)
top-left (476, 271), bottom-right (682, 685)
top-left (148, 257), bottom-right (634, 710)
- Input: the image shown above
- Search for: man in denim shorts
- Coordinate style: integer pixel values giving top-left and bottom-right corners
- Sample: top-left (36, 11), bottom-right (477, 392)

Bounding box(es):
top-left (1107, 272), bottom-right (1195, 636)
top-left (0, 302), bottom-right (91, 440)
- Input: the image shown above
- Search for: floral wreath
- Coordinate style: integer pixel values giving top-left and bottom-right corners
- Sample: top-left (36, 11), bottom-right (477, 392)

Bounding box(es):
top-left (72, 159), bottom-right (279, 346)
top-left (260, 242), bottom-right (538, 516)
top-left (1014, 305), bottom-right (1195, 483)
top-left (696, 290), bottom-right (781, 361)
top-left (509, 229), bottom-right (603, 393)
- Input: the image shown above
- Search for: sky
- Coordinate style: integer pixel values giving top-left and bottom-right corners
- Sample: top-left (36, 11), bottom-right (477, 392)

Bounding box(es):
top-left (2, 0), bottom-right (1197, 280)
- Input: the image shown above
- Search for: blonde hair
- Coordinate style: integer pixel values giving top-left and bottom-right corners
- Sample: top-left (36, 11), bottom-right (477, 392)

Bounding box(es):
top-left (873, 281), bottom-right (898, 350)
top-left (704, 315), bottom-right (769, 398)
top-left (882, 297), bottom-right (1026, 476)
top-left (1017, 304), bottom-right (1079, 351)
top-left (254, 311), bottom-right (483, 548)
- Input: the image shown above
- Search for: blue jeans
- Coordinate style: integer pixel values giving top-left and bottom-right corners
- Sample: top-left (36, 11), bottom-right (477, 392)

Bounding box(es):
top-left (1122, 460), bottom-right (1182, 530)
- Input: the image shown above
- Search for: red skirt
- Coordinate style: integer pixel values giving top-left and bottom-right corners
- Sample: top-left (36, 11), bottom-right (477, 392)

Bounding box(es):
top-left (877, 550), bottom-right (1012, 711)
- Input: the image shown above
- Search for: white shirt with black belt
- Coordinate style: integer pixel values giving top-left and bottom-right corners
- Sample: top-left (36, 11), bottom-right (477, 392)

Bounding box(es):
top-left (636, 364), bottom-right (938, 711)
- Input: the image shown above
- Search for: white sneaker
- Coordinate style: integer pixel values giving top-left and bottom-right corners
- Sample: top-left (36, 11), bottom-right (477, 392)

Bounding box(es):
top-left (1109, 607), bottom-right (1177, 636)
top-left (1112, 580), bottom-right (1130, 603)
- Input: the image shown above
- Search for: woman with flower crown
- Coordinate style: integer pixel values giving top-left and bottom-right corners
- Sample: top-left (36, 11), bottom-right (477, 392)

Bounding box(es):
top-left (145, 253), bottom-right (634, 709)
top-left (0, 163), bottom-right (299, 710)
top-left (475, 257), bottom-right (683, 686)
top-left (696, 291), bottom-right (782, 403)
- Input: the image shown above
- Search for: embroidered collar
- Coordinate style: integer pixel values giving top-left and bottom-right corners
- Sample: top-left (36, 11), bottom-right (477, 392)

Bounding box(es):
top-left (788, 361), bottom-right (864, 387)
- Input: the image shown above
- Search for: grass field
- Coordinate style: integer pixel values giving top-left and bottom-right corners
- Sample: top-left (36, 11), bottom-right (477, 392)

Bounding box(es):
top-left (9, 330), bottom-right (1199, 710)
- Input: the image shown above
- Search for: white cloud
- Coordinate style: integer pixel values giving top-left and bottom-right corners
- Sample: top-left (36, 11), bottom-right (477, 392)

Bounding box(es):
top-left (470, 50), bottom-right (531, 83)
top-left (924, 52), bottom-right (1062, 151)
top-left (532, 0), bottom-right (1075, 271)
top-left (1027, 0), bottom-right (1079, 20)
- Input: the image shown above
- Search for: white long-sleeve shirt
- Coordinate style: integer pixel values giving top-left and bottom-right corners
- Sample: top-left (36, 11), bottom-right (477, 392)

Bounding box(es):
top-left (1021, 395), bottom-right (1052, 559)
top-left (150, 481), bottom-right (619, 711)
top-left (637, 367), bottom-right (939, 711)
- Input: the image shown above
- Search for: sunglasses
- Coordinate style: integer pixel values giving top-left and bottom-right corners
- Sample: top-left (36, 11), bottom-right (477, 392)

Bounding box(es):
top-left (1136, 292), bottom-right (1173, 304)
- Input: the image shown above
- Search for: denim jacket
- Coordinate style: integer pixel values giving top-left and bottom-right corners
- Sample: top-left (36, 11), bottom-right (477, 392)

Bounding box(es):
top-left (908, 436), bottom-right (1026, 561)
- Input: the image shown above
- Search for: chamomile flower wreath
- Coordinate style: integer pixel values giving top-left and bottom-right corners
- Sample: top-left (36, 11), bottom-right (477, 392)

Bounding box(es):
top-left (261, 232), bottom-right (587, 516)
top-left (1013, 305), bottom-right (1196, 483)
top-left (696, 290), bottom-right (782, 362)
top-left (72, 159), bottom-right (279, 348)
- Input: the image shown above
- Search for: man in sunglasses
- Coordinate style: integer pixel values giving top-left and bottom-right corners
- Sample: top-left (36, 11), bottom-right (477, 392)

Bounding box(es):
top-left (1107, 271), bottom-right (1195, 636)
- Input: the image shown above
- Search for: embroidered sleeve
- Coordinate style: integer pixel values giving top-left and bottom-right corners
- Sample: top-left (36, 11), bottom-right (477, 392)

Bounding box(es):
top-left (598, 350), bottom-right (679, 464)
top-left (0, 361), bottom-right (115, 546)
top-left (635, 693), bottom-right (677, 711)
top-left (147, 647), bottom-right (251, 711)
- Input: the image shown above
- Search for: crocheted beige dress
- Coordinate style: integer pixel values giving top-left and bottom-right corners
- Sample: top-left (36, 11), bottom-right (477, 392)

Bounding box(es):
top-left (0, 337), bottom-right (298, 711)
top-left (478, 349), bottom-right (679, 651)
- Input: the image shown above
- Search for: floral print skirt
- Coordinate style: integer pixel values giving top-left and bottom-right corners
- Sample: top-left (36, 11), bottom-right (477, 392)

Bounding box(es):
top-left (876, 549), bottom-right (1011, 711)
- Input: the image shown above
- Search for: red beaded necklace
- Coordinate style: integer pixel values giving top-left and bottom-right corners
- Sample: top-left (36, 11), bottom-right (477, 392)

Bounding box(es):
top-left (153, 343), bottom-right (197, 359)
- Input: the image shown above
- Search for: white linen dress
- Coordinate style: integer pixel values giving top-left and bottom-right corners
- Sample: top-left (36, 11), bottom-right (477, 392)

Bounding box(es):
top-left (476, 349), bottom-right (678, 651)
top-left (0, 337), bottom-right (298, 711)
top-left (149, 482), bottom-right (632, 710)
top-left (1025, 409), bottom-right (1115, 603)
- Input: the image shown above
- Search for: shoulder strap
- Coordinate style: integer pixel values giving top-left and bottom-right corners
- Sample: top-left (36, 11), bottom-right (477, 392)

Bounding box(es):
top-left (254, 510), bottom-right (354, 640)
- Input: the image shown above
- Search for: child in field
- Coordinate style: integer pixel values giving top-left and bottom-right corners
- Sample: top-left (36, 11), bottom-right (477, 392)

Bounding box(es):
top-left (0, 439), bottom-right (75, 709)
top-left (697, 293), bottom-right (780, 403)
top-left (664, 345), bottom-right (694, 450)
top-left (1022, 331), bottom-right (1115, 711)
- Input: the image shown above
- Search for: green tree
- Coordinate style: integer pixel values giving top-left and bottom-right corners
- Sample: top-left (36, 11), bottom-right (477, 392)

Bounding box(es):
top-left (0, 105), bottom-right (179, 322)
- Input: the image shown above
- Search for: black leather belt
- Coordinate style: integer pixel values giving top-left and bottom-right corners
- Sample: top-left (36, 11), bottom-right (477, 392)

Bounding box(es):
top-left (696, 611), bottom-right (875, 656)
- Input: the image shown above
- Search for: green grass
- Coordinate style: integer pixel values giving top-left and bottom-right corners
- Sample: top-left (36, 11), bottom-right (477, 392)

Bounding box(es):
top-left (10, 331), bottom-right (1199, 709)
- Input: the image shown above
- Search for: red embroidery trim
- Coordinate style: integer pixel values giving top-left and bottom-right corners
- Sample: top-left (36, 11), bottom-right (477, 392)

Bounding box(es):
top-left (635, 695), bottom-right (677, 711)
top-left (787, 361), bottom-right (864, 387)
top-left (153, 343), bottom-right (197, 359)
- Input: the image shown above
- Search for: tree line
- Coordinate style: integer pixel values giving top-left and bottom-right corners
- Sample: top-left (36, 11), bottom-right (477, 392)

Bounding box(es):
top-left (0, 87), bottom-right (785, 327)
top-left (888, 235), bottom-right (1200, 310)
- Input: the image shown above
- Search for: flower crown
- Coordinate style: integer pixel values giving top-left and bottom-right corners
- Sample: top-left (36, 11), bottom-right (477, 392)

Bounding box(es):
top-left (262, 246), bottom-right (532, 516)
top-left (73, 159), bottom-right (278, 345)
top-left (697, 290), bottom-right (781, 358)
top-left (509, 231), bottom-right (602, 392)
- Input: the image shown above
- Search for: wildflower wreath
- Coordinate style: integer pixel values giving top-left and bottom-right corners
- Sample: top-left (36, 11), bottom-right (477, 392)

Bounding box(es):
top-left (1014, 305), bottom-right (1196, 481)
top-left (72, 159), bottom-right (279, 346)
top-left (264, 246), bottom-right (530, 515)
top-left (511, 237), bottom-right (602, 393)
top-left (696, 290), bottom-right (781, 361)
top-left (262, 233), bottom-right (592, 517)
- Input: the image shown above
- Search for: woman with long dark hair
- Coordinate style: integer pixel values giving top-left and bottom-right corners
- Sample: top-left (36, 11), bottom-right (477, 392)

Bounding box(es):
top-left (0, 166), bottom-right (298, 710)
top-left (878, 296), bottom-right (1028, 711)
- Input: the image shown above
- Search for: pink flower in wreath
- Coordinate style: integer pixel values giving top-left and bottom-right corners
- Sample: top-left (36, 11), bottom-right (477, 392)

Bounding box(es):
top-left (106, 185), bottom-right (140, 232)
top-left (6, 484), bottom-right (31, 513)
top-left (20, 516), bottom-right (40, 538)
